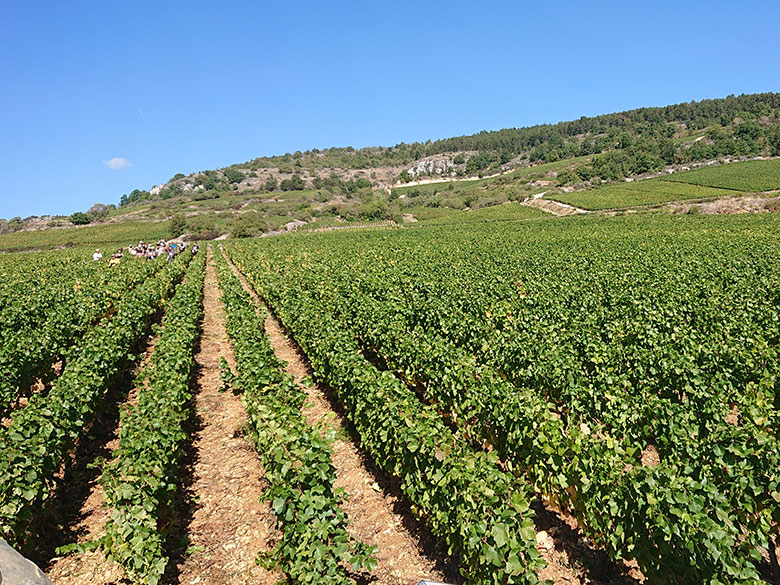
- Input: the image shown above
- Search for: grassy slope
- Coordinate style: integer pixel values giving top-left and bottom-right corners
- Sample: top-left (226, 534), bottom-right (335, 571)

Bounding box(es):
top-left (92, 159), bottom-right (576, 237)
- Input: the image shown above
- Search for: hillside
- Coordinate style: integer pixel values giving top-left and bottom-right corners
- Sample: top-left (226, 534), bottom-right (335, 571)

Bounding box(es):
top-left (4, 92), bottom-right (780, 239)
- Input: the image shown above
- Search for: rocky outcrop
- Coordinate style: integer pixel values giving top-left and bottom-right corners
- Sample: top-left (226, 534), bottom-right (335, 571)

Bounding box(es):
top-left (406, 158), bottom-right (454, 178)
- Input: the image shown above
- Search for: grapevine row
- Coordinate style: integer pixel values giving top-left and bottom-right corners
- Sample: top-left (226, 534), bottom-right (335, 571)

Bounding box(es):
top-left (214, 249), bottom-right (376, 584)
top-left (0, 250), bottom-right (97, 335)
top-left (346, 238), bottom-right (780, 583)
top-left (223, 211), bottom-right (780, 584)
top-left (98, 251), bottom-right (205, 584)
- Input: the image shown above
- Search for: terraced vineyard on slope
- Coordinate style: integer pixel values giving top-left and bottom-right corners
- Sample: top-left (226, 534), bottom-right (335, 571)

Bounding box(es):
top-left (548, 158), bottom-right (780, 210)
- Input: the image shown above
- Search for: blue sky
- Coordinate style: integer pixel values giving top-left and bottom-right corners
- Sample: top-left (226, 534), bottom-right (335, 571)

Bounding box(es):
top-left (1, 1), bottom-right (778, 219)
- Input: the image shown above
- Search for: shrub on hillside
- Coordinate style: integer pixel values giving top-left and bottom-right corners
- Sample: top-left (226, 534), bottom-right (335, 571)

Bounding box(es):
top-left (230, 212), bottom-right (270, 238)
top-left (279, 175), bottom-right (305, 191)
top-left (193, 230), bottom-right (221, 240)
top-left (69, 212), bottom-right (91, 225)
top-left (187, 214), bottom-right (220, 240)
top-left (342, 200), bottom-right (390, 221)
top-left (168, 213), bottom-right (187, 238)
top-left (87, 203), bottom-right (111, 220)
top-left (224, 168), bottom-right (244, 184)
top-left (0, 217), bottom-right (24, 234)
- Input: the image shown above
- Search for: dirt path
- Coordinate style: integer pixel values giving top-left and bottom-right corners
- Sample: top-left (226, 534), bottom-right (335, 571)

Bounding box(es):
top-left (223, 251), bottom-right (460, 585)
top-left (523, 197), bottom-right (587, 216)
top-left (172, 247), bottom-right (277, 585)
top-left (46, 336), bottom-right (157, 585)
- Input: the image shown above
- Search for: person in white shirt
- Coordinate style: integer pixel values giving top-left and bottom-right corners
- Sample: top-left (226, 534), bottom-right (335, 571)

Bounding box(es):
top-left (92, 249), bottom-right (103, 262)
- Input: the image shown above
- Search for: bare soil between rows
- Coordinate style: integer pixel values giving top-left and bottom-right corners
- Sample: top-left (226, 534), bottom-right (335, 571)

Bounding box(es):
top-left (171, 247), bottom-right (277, 585)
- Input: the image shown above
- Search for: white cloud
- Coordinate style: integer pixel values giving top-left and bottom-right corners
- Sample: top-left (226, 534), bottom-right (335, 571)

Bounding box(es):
top-left (103, 157), bottom-right (132, 170)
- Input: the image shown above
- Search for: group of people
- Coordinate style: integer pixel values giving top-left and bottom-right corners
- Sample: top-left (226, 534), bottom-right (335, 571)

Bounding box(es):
top-left (92, 240), bottom-right (199, 266)
top-left (128, 240), bottom-right (188, 261)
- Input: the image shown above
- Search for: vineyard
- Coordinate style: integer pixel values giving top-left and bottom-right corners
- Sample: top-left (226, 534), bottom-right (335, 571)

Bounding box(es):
top-left (548, 180), bottom-right (737, 210)
top-left (0, 210), bottom-right (777, 585)
top-left (549, 158), bottom-right (780, 210)
top-left (418, 203), bottom-right (550, 225)
top-left (224, 212), bottom-right (780, 584)
top-left (666, 158), bottom-right (780, 192)
top-left (0, 222), bottom-right (170, 253)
